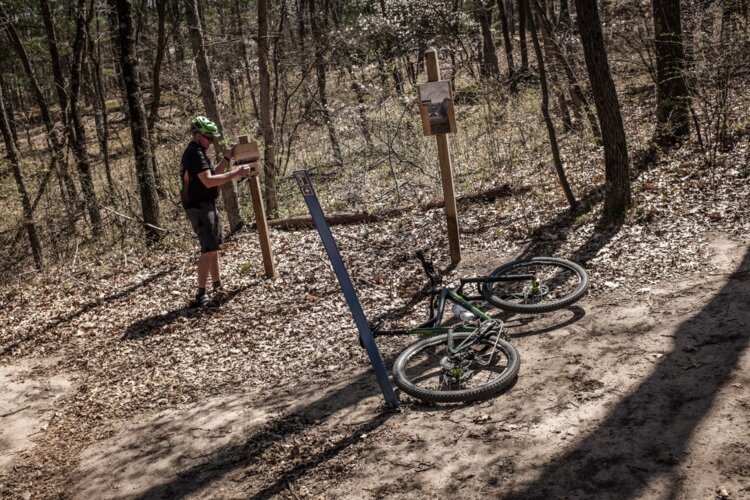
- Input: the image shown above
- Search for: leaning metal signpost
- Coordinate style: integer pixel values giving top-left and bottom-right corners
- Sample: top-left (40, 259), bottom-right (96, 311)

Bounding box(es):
top-left (294, 170), bottom-right (399, 409)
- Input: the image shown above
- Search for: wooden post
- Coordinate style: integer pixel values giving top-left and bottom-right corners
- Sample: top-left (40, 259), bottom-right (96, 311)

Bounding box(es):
top-left (239, 135), bottom-right (276, 278)
top-left (424, 47), bottom-right (461, 265)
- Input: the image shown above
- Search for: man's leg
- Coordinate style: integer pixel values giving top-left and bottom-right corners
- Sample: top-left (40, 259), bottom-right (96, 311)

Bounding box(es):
top-left (198, 251), bottom-right (215, 289)
top-left (190, 250), bottom-right (218, 308)
top-left (186, 202), bottom-right (221, 308)
top-left (209, 251), bottom-right (220, 285)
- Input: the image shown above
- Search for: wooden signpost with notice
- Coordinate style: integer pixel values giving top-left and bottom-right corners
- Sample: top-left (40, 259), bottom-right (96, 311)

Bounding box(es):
top-left (420, 48), bottom-right (461, 265)
top-left (236, 135), bottom-right (276, 278)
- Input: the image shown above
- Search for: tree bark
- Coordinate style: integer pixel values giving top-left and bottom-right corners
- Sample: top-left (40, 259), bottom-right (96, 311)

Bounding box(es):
top-left (0, 72), bottom-right (20, 151)
top-left (145, 0), bottom-right (168, 195)
top-left (3, 16), bottom-right (80, 212)
top-left (111, 0), bottom-right (163, 243)
top-left (148, 0), bottom-right (168, 136)
top-left (518, 0), bottom-right (530, 72)
top-left (68, 0), bottom-right (104, 235)
top-left (652, 0), bottom-right (690, 146)
top-left (575, 0), bottom-right (631, 219)
top-left (87, 15), bottom-right (115, 197)
top-left (235, 0), bottom-right (260, 121)
top-left (308, 0), bottom-right (344, 166)
top-left (497, 0), bottom-right (517, 84)
top-left (39, 0), bottom-right (70, 129)
top-left (528, 6), bottom-right (577, 210)
top-left (184, 0), bottom-right (243, 231)
top-left (348, 66), bottom-right (373, 151)
top-left (474, 0), bottom-right (500, 77)
top-left (535, 2), bottom-right (573, 131)
top-left (535, 2), bottom-right (601, 140)
top-left (258, 0), bottom-right (279, 215)
top-left (168, 0), bottom-right (185, 64)
top-left (0, 84), bottom-right (44, 269)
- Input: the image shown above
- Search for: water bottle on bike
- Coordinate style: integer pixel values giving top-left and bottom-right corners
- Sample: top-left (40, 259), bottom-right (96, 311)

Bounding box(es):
top-left (452, 304), bottom-right (475, 322)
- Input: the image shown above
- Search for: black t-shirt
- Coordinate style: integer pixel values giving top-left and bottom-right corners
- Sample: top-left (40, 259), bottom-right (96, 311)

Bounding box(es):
top-left (180, 141), bottom-right (218, 209)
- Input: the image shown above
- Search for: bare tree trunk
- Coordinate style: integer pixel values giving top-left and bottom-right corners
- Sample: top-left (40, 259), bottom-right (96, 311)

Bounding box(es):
top-left (148, 0), bottom-right (167, 135)
top-left (347, 66), bottom-right (373, 151)
top-left (474, 0), bottom-right (500, 77)
top-left (82, 63), bottom-right (108, 183)
top-left (0, 72), bottom-right (20, 151)
top-left (529, 6), bottom-right (577, 210)
top-left (168, 0), bottom-right (185, 64)
top-left (3, 16), bottom-right (80, 213)
top-left (309, 0), bottom-right (344, 166)
top-left (145, 0), bottom-right (168, 195)
top-left (111, 0), bottom-right (163, 243)
top-left (0, 84), bottom-right (44, 269)
top-left (535, 2), bottom-right (601, 140)
top-left (258, 0), bottom-right (279, 215)
top-left (560, 0), bottom-right (571, 25)
top-left (534, 1), bottom-right (574, 131)
top-left (518, 0), bottom-right (530, 72)
top-left (184, 0), bottom-right (243, 231)
top-left (497, 0), bottom-right (517, 85)
top-left (235, 0), bottom-right (260, 121)
top-left (653, 0), bottom-right (690, 147)
top-left (87, 15), bottom-right (116, 197)
top-left (575, 0), bottom-right (631, 219)
top-left (272, 0), bottom-right (287, 138)
top-left (68, 0), bottom-right (103, 235)
top-left (39, 0), bottom-right (70, 129)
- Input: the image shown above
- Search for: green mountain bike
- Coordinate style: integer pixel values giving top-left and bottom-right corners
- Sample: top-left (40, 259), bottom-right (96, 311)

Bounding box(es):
top-left (373, 251), bottom-right (589, 403)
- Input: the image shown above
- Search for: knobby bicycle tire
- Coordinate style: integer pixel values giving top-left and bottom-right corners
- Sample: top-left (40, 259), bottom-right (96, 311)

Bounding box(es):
top-left (393, 331), bottom-right (520, 403)
top-left (480, 257), bottom-right (589, 314)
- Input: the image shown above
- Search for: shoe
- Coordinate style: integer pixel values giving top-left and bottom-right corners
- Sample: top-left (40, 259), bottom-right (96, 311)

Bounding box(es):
top-left (189, 294), bottom-right (218, 309)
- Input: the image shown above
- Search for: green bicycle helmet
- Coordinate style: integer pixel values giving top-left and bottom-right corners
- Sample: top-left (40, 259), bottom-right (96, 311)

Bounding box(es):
top-left (190, 116), bottom-right (221, 137)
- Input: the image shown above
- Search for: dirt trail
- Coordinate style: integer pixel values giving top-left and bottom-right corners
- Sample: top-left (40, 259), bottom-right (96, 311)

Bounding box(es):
top-left (51, 235), bottom-right (749, 499)
top-left (0, 359), bottom-right (71, 475)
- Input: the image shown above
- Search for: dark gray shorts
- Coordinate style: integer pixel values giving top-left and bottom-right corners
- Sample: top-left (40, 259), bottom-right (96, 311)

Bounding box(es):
top-left (185, 200), bottom-right (222, 253)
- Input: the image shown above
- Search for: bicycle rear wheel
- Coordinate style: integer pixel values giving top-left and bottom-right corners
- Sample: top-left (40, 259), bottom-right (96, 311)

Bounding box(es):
top-left (481, 257), bottom-right (589, 314)
top-left (393, 331), bottom-right (520, 403)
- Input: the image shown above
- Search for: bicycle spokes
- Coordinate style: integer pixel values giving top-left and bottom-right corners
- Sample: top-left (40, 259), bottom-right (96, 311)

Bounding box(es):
top-left (436, 328), bottom-right (505, 390)
top-left (492, 263), bottom-right (579, 305)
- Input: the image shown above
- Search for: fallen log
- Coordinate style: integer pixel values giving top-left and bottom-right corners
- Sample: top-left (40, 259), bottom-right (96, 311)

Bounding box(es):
top-left (267, 209), bottom-right (401, 230)
top-left (264, 183), bottom-right (525, 230)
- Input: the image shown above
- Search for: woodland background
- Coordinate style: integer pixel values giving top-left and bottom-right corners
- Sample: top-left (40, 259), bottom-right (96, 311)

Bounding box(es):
top-left (1, 1), bottom-right (750, 498)
top-left (0, 0), bottom-right (747, 280)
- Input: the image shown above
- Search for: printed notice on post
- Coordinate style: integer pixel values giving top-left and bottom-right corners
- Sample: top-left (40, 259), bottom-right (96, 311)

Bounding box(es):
top-left (418, 80), bottom-right (457, 136)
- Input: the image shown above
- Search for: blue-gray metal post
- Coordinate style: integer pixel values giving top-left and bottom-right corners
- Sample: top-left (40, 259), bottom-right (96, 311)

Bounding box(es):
top-left (293, 170), bottom-right (399, 409)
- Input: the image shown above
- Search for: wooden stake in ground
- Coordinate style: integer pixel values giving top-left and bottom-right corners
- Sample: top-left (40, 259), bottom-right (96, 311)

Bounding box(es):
top-left (237, 135), bottom-right (276, 278)
top-left (424, 47), bottom-right (461, 265)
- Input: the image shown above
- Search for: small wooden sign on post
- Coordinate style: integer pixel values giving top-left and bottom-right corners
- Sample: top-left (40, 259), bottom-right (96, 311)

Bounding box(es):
top-left (418, 81), bottom-right (457, 136)
top-left (233, 140), bottom-right (260, 165)
top-left (421, 47), bottom-right (461, 265)
top-left (237, 135), bottom-right (276, 278)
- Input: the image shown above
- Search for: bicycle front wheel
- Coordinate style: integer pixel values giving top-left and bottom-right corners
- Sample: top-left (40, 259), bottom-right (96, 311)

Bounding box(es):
top-left (393, 331), bottom-right (520, 403)
top-left (481, 257), bottom-right (589, 314)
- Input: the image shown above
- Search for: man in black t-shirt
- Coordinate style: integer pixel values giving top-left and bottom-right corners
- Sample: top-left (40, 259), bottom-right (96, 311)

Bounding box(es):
top-left (181, 116), bottom-right (257, 308)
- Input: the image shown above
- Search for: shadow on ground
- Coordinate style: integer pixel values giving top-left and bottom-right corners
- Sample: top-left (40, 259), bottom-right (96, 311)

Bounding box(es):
top-left (73, 370), bottom-right (393, 499)
top-left (506, 247), bottom-right (750, 498)
top-left (121, 285), bottom-right (249, 340)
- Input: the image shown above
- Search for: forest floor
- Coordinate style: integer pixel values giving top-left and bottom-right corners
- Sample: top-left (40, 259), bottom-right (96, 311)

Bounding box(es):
top-left (1, 139), bottom-right (750, 499)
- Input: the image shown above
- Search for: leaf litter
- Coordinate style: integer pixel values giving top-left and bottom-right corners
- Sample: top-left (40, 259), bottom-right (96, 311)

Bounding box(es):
top-left (0, 137), bottom-right (749, 498)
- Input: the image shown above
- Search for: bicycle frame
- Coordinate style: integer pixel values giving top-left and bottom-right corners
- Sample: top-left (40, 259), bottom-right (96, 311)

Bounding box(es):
top-left (373, 272), bottom-right (532, 337)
